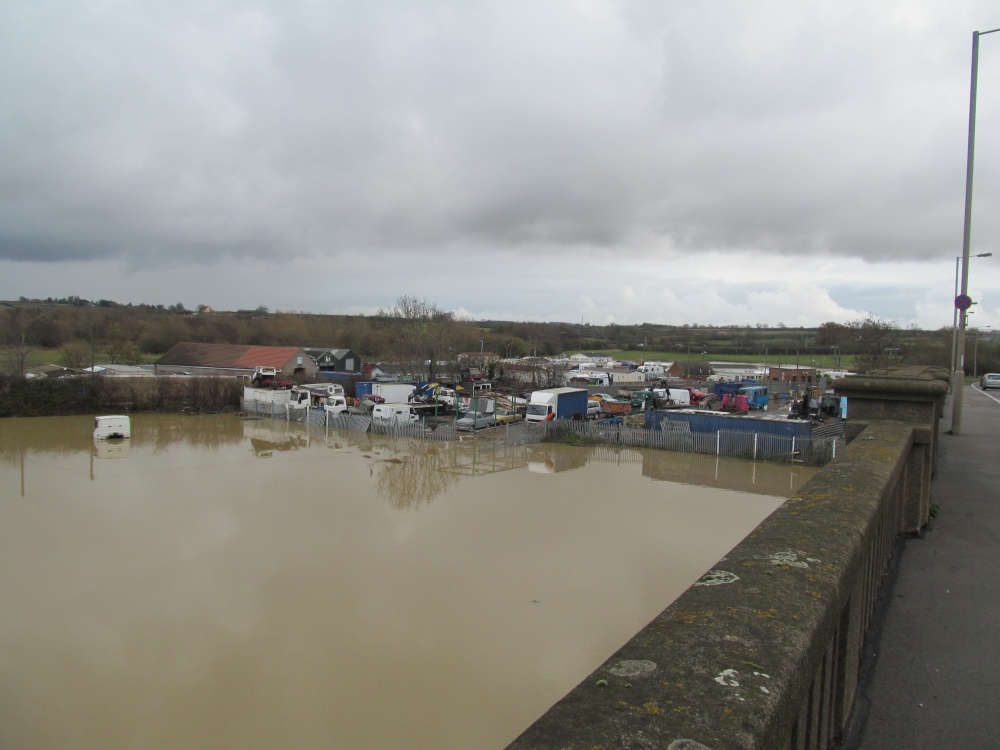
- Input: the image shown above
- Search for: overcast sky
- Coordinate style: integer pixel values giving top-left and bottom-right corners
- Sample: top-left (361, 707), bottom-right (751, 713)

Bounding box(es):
top-left (3, 1), bottom-right (1000, 330)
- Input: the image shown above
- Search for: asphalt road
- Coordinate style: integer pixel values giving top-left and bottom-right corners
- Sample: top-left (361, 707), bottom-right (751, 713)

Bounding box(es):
top-left (841, 384), bottom-right (1000, 748)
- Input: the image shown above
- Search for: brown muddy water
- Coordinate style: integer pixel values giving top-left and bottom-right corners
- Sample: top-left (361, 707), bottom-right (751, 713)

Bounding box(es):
top-left (0, 415), bottom-right (817, 750)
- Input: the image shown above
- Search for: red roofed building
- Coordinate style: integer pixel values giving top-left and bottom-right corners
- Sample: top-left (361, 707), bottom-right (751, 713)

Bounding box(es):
top-left (154, 342), bottom-right (318, 380)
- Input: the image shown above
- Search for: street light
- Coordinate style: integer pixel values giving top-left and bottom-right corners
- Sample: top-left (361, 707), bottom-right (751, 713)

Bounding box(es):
top-left (951, 252), bottom-right (993, 374)
top-left (952, 26), bottom-right (1000, 436)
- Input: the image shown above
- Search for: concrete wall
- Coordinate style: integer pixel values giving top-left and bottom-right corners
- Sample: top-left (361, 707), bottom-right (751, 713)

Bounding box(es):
top-left (506, 367), bottom-right (947, 750)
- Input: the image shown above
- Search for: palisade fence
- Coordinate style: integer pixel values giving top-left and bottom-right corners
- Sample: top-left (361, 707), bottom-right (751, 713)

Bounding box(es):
top-left (540, 419), bottom-right (843, 465)
top-left (243, 398), bottom-right (844, 466)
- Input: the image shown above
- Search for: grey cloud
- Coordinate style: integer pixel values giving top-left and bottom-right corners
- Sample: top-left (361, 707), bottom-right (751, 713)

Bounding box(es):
top-left (2, 0), bottom-right (999, 279)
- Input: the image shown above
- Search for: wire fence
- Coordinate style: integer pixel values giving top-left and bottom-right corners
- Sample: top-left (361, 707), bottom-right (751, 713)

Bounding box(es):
top-left (242, 399), bottom-right (843, 465)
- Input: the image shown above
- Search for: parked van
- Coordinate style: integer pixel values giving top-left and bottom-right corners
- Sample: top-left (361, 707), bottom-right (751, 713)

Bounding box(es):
top-left (664, 388), bottom-right (691, 407)
top-left (586, 400), bottom-right (602, 419)
top-left (371, 403), bottom-right (421, 424)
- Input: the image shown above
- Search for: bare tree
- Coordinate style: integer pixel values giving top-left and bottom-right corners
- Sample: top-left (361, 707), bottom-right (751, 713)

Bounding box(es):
top-left (105, 339), bottom-right (139, 365)
top-left (377, 296), bottom-right (460, 381)
top-left (59, 341), bottom-right (89, 369)
top-left (848, 316), bottom-right (901, 374)
top-left (535, 359), bottom-right (572, 388)
top-left (1, 330), bottom-right (29, 378)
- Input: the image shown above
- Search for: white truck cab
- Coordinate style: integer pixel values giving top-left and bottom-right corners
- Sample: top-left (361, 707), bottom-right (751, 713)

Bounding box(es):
top-left (322, 396), bottom-right (350, 417)
top-left (94, 415), bottom-right (131, 440)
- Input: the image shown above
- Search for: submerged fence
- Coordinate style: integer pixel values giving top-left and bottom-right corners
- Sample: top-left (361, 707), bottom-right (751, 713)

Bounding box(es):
top-left (243, 398), bottom-right (843, 466)
top-left (544, 419), bottom-right (843, 465)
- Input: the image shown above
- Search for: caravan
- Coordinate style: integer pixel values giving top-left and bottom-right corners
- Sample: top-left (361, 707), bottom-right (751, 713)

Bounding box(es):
top-left (371, 403), bottom-right (422, 425)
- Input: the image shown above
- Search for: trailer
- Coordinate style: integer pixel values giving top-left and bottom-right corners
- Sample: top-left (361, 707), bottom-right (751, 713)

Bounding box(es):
top-left (599, 399), bottom-right (632, 417)
top-left (371, 382), bottom-right (416, 403)
top-left (525, 387), bottom-right (589, 423)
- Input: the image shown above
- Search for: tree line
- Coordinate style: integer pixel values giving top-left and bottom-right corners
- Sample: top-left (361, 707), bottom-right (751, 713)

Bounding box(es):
top-left (2, 296), bottom-right (998, 377)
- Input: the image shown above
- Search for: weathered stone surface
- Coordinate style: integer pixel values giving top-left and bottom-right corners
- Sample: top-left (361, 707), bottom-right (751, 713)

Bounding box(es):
top-left (507, 365), bottom-right (952, 750)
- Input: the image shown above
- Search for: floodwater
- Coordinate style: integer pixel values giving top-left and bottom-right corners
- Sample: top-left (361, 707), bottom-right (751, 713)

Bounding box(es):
top-left (0, 415), bottom-right (817, 750)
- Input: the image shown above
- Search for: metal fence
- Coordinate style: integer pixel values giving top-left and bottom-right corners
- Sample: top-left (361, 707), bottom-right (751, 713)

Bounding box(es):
top-left (537, 419), bottom-right (843, 465)
top-left (242, 399), bottom-right (843, 465)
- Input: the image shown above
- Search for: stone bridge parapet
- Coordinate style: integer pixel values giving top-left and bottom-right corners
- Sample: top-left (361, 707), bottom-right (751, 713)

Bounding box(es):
top-left (507, 367), bottom-right (947, 750)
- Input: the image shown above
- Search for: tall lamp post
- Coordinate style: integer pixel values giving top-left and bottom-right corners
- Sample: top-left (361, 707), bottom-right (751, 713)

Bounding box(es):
top-left (951, 252), bottom-right (993, 374)
top-left (952, 27), bottom-right (1000, 436)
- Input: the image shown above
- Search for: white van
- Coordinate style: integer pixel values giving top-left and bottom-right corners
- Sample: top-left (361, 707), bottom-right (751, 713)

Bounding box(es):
top-left (586, 400), bottom-right (602, 419)
top-left (371, 403), bottom-right (421, 424)
top-left (651, 388), bottom-right (690, 406)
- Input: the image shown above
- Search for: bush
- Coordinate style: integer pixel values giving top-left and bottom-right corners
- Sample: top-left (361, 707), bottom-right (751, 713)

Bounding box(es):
top-left (0, 374), bottom-right (244, 417)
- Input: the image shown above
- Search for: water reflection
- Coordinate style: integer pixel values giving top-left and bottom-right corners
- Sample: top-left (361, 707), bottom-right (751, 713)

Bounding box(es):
top-left (0, 414), bottom-right (244, 466)
top-left (1, 415), bottom-right (818, 750)
top-left (240, 419), bottom-right (817, 506)
top-left (526, 443), bottom-right (591, 473)
top-left (639, 446), bottom-right (815, 496)
top-left (93, 439), bottom-right (130, 460)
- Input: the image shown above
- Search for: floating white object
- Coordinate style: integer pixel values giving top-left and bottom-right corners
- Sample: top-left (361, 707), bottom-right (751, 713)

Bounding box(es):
top-left (93, 415), bottom-right (131, 440)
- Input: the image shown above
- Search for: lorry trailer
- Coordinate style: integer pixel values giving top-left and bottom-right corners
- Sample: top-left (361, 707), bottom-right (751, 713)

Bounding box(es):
top-left (525, 387), bottom-right (589, 423)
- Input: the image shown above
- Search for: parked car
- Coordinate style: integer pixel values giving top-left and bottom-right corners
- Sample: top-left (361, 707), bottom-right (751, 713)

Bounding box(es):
top-left (455, 412), bottom-right (496, 431)
top-left (688, 388), bottom-right (709, 406)
top-left (981, 373), bottom-right (1000, 390)
top-left (587, 400), bottom-right (602, 419)
top-left (494, 409), bottom-right (524, 424)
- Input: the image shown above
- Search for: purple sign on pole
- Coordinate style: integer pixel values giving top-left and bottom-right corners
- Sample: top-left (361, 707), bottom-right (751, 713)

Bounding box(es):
top-left (955, 294), bottom-right (973, 310)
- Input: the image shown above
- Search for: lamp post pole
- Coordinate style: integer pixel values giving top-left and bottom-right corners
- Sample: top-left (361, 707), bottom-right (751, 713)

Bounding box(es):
top-left (951, 252), bottom-right (993, 376)
top-left (951, 255), bottom-right (960, 374)
top-left (952, 27), bottom-right (1000, 435)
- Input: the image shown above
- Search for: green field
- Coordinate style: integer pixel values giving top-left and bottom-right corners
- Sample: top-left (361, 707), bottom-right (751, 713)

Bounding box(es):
top-left (601, 350), bottom-right (854, 369)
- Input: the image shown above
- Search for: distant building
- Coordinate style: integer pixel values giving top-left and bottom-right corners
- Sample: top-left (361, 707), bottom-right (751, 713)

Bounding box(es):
top-left (459, 350), bottom-right (498, 367)
top-left (768, 365), bottom-right (818, 385)
top-left (302, 348), bottom-right (362, 373)
top-left (364, 362), bottom-right (406, 382)
top-left (569, 352), bottom-right (614, 365)
top-left (154, 342), bottom-right (318, 380)
top-left (83, 365), bottom-right (154, 378)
